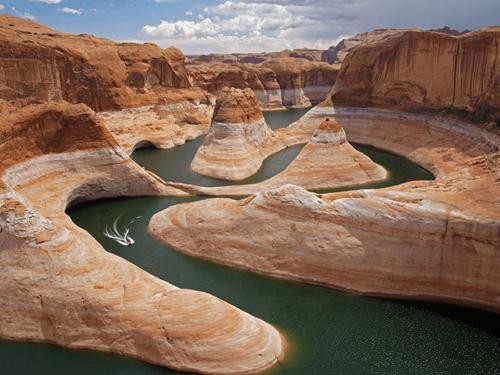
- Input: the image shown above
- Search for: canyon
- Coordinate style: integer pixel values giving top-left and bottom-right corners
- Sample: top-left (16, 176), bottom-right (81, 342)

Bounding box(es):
top-left (188, 57), bottom-right (338, 109)
top-left (149, 26), bottom-right (500, 313)
top-left (0, 12), bottom-right (499, 375)
top-left (0, 102), bottom-right (284, 374)
top-left (150, 105), bottom-right (500, 312)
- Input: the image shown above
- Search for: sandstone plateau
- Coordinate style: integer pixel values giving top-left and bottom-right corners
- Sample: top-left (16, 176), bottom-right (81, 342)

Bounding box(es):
top-left (188, 57), bottom-right (338, 109)
top-left (0, 102), bottom-right (285, 374)
top-left (0, 15), bottom-right (193, 111)
top-left (188, 48), bottom-right (324, 65)
top-left (331, 27), bottom-right (500, 121)
top-left (191, 87), bottom-right (279, 180)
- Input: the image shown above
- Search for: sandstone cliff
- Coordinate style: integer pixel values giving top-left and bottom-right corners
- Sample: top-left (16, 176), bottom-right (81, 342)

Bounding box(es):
top-left (0, 15), bottom-right (194, 111)
top-left (331, 27), bottom-right (500, 120)
top-left (188, 57), bottom-right (338, 109)
top-left (260, 58), bottom-right (339, 107)
top-left (188, 63), bottom-right (283, 109)
top-left (150, 106), bottom-right (500, 313)
top-left (321, 29), bottom-right (410, 65)
top-left (191, 88), bottom-right (279, 180)
top-left (0, 102), bottom-right (284, 374)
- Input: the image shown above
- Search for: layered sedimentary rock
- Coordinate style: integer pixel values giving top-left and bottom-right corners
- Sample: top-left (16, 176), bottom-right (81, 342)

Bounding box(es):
top-left (188, 63), bottom-right (283, 109)
top-left (0, 102), bottom-right (284, 374)
top-left (150, 106), bottom-right (500, 313)
top-left (181, 118), bottom-right (386, 196)
top-left (100, 93), bottom-right (214, 154)
top-left (188, 57), bottom-right (338, 109)
top-left (332, 27), bottom-right (500, 120)
top-left (321, 29), bottom-right (408, 65)
top-left (260, 58), bottom-right (339, 107)
top-left (191, 88), bottom-right (279, 180)
top-left (0, 15), bottom-right (192, 111)
top-left (321, 27), bottom-right (469, 65)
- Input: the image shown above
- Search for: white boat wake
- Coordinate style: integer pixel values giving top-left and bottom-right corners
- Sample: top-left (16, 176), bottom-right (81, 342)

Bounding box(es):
top-left (103, 216), bottom-right (141, 246)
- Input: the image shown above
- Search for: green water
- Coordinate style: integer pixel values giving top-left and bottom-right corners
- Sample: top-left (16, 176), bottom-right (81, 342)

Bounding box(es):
top-left (1, 109), bottom-right (499, 375)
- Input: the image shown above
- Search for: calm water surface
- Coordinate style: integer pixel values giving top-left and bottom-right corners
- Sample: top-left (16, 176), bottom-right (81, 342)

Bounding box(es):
top-left (1, 108), bottom-right (499, 375)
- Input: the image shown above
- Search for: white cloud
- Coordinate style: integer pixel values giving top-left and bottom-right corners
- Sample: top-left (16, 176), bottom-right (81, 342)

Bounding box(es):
top-left (11, 6), bottom-right (36, 20)
top-left (57, 7), bottom-right (82, 15)
top-left (0, 4), bottom-right (4, 11)
top-left (140, 0), bottom-right (500, 54)
top-left (29, 0), bottom-right (62, 4)
top-left (185, 11), bottom-right (193, 16)
top-left (141, 1), bottom-right (344, 53)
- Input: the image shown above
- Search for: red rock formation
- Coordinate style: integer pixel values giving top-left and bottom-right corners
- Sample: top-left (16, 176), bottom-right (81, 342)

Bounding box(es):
top-left (331, 27), bottom-right (500, 120)
top-left (260, 58), bottom-right (339, 107)
top-left (188, 48), bottom-right (324, 65)
top-left (191, 88), bottom-right (277, 180)
top-left (0, 102), bottom-right (285, 374)
top-left (188, 63), bottom-right (283, 109)
top-left (0, 15), bottom-right (193, 111)
top-left (429, 26), bottom-right (470, 36)
top-left (321, 29), bottom-right (409, 65)
top-left (188, 56), bottom-right (338, 109)
top-left (150, 106), bottom-right (500, 313)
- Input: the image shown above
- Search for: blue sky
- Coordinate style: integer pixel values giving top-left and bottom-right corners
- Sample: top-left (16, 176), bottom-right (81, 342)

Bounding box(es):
top-left (2, 0), bottom-right (499, 54)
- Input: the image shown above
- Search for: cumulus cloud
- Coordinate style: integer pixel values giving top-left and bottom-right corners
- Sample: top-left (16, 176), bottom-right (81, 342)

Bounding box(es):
top-left (57, 7), bottom-right (82, 15)
top-left (141, 0), bottom-right (500, 54)
top-left (29, 0), bottom-right (62, 3)
top-left (0, 4), bottom-right (4, 11)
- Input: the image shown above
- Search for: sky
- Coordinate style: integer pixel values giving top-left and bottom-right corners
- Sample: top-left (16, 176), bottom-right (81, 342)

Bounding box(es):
top-left (1, 0), bottom-right (499, 54)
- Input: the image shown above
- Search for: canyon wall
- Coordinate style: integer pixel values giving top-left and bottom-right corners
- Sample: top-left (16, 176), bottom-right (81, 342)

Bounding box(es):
top-left (0, 102), bottom-right (285, 374)
top-left (331, 27), bottom-right (500, 120)
top-left (188, 57), bottom-right (339, 109)
top-left (0, 15), bottom-right (194, 111)
top-left (188, 63), bottom-right (284, 109)
top-left (150, 106), bottom-right (500, 313)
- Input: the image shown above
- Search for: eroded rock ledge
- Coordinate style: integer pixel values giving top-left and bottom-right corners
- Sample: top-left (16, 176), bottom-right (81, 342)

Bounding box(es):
top-left (0, 103), bottom-right (284, 374)
top-left (150, 106), bottom-right (500, 313)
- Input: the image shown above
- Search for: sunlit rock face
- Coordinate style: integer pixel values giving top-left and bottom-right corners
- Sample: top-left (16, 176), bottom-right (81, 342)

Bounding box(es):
top-left (168, 117), bottom-right (387, 196)
top-left (0, 15), bottom-right (193, 111)
top-left (321, 29), bottom-right (408, 65)
top-left (188, 57), bottom-right (339, 109)
top-left (0, 102), bottom-right (285, 374)
top-left (188, 63), bottom-right (284, 110)
top-left (331, 27), bottom-right (500, 120)
top-left (150, 105), bottom-right (500, 313)
top-left (191, 87), bottom-right (278, 180)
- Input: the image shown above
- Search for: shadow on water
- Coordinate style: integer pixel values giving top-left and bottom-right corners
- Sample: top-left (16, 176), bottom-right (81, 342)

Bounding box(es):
top-left (2, 108), bottom-right (499, 375)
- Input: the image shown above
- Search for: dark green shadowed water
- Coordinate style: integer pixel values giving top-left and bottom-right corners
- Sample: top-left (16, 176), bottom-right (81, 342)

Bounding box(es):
top-left (131, 107), bottom-right (311, 186)
top-left (1, 108), bottom-right (499, 375)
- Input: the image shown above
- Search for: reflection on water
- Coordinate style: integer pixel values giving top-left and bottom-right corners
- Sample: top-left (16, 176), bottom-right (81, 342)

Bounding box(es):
top-left (1, 108), bottom-right (498, 375)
